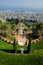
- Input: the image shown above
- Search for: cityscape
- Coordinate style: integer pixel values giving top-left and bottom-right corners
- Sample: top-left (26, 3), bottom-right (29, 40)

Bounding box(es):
top-left (0, 10), bottom-right (43, 22)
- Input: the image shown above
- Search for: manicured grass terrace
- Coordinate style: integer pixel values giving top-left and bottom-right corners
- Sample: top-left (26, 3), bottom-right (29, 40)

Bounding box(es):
top-left (0, 39), bottom-right (43, 65)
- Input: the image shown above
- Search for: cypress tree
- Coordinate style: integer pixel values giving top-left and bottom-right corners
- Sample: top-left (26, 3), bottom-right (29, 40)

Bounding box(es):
top-left (13, 38), bottom-right (16, 53)
top-left (27, 38), bottom-right (31, 53)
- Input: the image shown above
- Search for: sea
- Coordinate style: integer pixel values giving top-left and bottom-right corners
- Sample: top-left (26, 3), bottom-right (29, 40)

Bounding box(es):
top-left (0, 7), bottom-right (43, 12)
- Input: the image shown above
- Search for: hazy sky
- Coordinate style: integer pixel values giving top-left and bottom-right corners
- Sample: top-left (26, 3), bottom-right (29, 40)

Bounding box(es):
top-left (0, 0), bottom-right (43, 9)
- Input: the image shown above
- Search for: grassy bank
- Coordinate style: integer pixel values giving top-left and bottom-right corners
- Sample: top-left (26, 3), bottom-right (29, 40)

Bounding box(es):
top-left (0, 50), bottom-right (43, 65)
top-left (0, 39), bottom-right (43, 52)
top-left (31, 40), bottom-right (43, 51)
top-left (0, 39), bottom-right (13, 50)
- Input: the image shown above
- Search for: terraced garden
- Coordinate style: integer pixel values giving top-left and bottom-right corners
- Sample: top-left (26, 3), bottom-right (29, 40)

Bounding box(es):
top-left (0, 38), bottom-right (43, 65)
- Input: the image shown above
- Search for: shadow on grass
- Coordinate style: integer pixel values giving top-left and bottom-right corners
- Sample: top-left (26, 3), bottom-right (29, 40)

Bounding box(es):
top-left (0, 49), bottom-right (15, 53)
top-left (0, 49), bottom-right (28, 54)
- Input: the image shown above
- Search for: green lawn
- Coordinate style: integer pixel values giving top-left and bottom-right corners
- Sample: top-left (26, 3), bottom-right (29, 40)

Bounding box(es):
top-left (0, 39), bottom-right (13, 50)
top-left (0, 49), bottom-right (43, 65)
top-left (17, 39), bottom-right (43, 52)
top-left (0, 39), bottom-right (43, 65)
top-left (0, 39), bottom-right (43, 51)
top-left (17, 45), bottom-right (27, 51)
top-left (31, 40), bottom-right (43, 51)
top-left (0, 39), bottom-right (27, 51)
